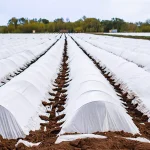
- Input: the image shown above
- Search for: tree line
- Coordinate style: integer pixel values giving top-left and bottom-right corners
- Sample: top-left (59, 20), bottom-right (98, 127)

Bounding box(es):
top-left (0, 16), bottom-right (150, 33)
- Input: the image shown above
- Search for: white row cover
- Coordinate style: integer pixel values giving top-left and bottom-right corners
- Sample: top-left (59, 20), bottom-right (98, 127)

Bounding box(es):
top-left (0, 35), bottom-right (65, 139)
top-left (72, 34), bottom-right (150, 120)
top-left (58, 36), bottom-right (139, 136)
top-left (0, 105), bottom-right (24, 139)
top-left (0, 34), bottom-right (59, 60)
top-left (0, 34), bottom-right (61, 84)
top-left (75, 34), bottom-right (150, 72)
top-left (106, 33), bottom-right (150, 37)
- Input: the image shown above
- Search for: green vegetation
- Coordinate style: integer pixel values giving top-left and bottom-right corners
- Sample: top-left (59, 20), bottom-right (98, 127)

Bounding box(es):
top-left (0, 26), bottom-right (6, 33)
top-left (0, 17), bottom-right (150, 33)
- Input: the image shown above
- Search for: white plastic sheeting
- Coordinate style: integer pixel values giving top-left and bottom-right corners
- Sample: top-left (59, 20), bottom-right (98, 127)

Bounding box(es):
top-left (16, 139), bottom-right (41, 147)
top-left (72, 34), bottom-right (150, 120)
top-left (0, 105), bottom-right (25, 139)
top-left (58, 36), bottom-right (139, 135)
top-left (55, 134), bottom-right (107, 144)
top-left (0, 34), bottom-right (60, 83)
top-left (0, 34), bottom-right (59, 60)
top-left (0, 35), bottom-right (65, 139)
top-left (75, 34), bottom-right (150, 72)
top-left (106, 33), bottom-right (150, 37)
top-left (125, 137), bottom-right (150, 143)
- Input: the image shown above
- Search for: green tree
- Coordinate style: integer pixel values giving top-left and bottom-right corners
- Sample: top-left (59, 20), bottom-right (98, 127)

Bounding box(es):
top-left (8, 17), bottom-right (18, 29)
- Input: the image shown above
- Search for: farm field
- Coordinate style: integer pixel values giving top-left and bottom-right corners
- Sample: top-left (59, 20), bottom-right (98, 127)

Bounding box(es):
top-left (97, 33), bottom-right (150, 40)
top-left (0, 33), bottom-right (150, 149)
top-left (106, 33), bottom-right (150, 36)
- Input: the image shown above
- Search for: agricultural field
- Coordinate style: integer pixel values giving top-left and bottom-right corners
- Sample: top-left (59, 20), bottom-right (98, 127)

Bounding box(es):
top-left (107, 33), bottom-right (150, 36)
top-left (0, 33), bottom-right (150, 150)
top-left (100, 32), bottom-right (150, 40)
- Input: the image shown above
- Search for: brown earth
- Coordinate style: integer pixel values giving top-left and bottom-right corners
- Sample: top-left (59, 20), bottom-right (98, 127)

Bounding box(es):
top-left (1, 132), bottom-right (150, 150)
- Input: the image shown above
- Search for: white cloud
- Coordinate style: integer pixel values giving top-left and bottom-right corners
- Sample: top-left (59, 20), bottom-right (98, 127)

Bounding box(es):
top-left (0, 14), bottom-right (10, 25)
top-left (0, 0), bottom-right (149, 25)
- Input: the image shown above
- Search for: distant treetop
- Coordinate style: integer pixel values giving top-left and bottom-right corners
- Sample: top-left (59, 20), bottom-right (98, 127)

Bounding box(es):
top-left (0, 16), bottom-right (150, 33)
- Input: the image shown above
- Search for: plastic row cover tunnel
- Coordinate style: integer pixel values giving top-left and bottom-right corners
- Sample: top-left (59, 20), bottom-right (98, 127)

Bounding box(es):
top-left (72, 35), bottom-right (150, 121)
top-left (75, 34), bottom-right (150, 72)
top-left (0, 34), bottom-right (60, 60)
top-left (0, 35), bottom-right (65, 139)
top-left (0, 34), bottom-right (61, 85)
top-left (58, 36), bottom-right (139, 135)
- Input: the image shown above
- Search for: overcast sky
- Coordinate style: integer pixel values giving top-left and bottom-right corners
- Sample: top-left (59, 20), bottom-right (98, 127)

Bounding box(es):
top-left (0, 0), bottom-right (150, 25)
